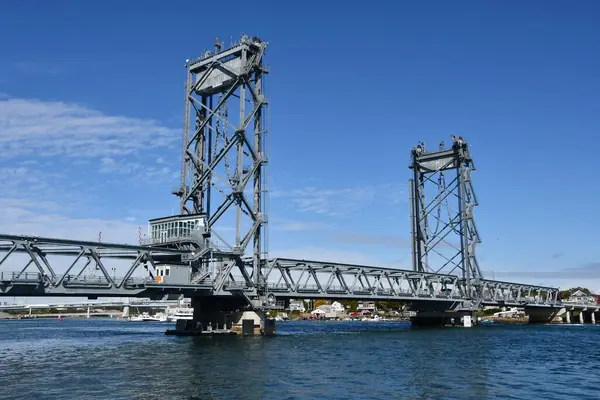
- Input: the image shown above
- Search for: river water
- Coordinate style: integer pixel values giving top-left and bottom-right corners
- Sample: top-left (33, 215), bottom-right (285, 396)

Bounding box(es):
top-left (0, 319), bottom-right (598, 399)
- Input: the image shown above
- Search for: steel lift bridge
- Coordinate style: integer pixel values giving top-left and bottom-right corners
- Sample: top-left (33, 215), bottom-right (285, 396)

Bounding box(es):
top-left (0, 35), bottom-right (561, 332)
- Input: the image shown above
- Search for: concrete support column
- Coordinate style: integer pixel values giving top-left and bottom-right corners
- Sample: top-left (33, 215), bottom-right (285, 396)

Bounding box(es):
top-left (166, 296), bottom-right (276, 336)
top-left (565, 311), bottom-right (571, 324)
top-left (579, 311), bottom-right (584, 324)
top-left (591, 312), bottom-right (596, 324)
top-left (463, 314), bottom-right (473, 327)
top-left (122, 305), bottom-right (130, 318)
top-left (410, 311), bottom-right (477, 328)
top-left (525, 307), bottom-right (560, 324)
top-left (87, 306), bottom-right (90, 319)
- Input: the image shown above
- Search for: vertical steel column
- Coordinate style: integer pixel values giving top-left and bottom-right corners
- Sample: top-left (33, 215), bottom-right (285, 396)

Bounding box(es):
top-left (253, 67), bottom-right (263, 286)
top-left (409, 178), bottom-right (417, 272)
top-left (179, 72), bottom-right (192, 213)
top-left (457, 156), bottom-right (471, 296)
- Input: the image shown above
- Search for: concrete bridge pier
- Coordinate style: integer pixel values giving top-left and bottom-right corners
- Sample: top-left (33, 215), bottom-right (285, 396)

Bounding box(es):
top-left (565, 310), bottom-right (571, 324)
top-left (579, 311), bottom-right (585, 324)
top-left (525, 307), bottom-right (560, 324)
top-left (580, 309), bottom-right (599, 324)
top-left (166, 296), bottom-right (276, 336)
top-left (410, 311), bottom-right (478, 328)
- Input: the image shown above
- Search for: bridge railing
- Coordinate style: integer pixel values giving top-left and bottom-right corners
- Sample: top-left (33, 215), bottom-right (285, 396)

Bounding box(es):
top-left (0, 271), bottom-right (156, 287)
top-left (0, 271), bottom-right (42, 282)
top-left (562, 299), bottom-right (600, 307)
top-left (141, 230), bottom-right (205, 246)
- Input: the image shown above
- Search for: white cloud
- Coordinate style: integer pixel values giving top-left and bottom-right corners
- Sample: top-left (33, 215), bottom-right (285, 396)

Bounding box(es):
top-left (270, 245), bottom-right (408, 269)
top-left (272, 183), bottom-right (405, 217)
top-left (271, 219), bottom-right (331, 231)
top-left (0, 97), bottom-right (178, 158)
top-left (0, 202), bottom-right (146, 305)
top-left (0, 199), bottom-right (141, 244)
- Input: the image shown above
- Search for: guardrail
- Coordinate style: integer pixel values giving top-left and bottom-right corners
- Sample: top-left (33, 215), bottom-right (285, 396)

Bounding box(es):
top-left (562, 300), bottom-right (600, 307)
top-left (0, 271), bottom-right (42, 282)
top-left (0, 272), bottom-right (154, 286)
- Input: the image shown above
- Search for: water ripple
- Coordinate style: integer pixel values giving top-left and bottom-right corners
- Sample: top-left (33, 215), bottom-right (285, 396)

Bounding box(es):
top-left (1, 319), bottom-right (599, 399)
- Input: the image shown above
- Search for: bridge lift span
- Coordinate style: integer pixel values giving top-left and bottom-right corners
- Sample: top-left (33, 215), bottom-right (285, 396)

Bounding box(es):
top-left (0, 35), bottom-right (561, 334)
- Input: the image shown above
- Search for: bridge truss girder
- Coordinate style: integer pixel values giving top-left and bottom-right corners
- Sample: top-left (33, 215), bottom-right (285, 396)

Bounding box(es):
top-left (0, 234), bottom-right (560, 309)
top-left (213, 258), bottom-right (561, 309)
top-left (0, 234), bottom-right (210, 298)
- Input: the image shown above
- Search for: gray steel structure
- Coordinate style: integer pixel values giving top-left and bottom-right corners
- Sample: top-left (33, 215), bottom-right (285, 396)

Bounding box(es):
top-left (0, 35), bottom-right (562, 317)
top-left (0, 234), bottom-right (211, 299)
top-left (0, 235), bottom-right (560, 309)
top-left (409, 138), bottom-right (481, 299)
top-left (172, 35), bottom-right (269, 296)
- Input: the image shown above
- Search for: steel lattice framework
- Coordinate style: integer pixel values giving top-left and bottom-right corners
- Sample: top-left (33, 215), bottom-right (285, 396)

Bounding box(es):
top-left (0, 234), bottom-right (208, 298)
top-left (217, 258), bottom-right (560, 308)
top-left (0, 36), bottom-right (564, 314)
top-left (0, 234), bottom-right (560, 308)
top-left (409, 137), bottom-right (482, 298)
top-left (174, 35), bottom-right (269, 290)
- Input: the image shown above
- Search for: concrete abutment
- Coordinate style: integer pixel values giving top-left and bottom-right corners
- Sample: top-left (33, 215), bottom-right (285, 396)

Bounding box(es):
top-left (410, 311), bottom-right (478, 328)
top-left (166, 296), bottom-right (276, 336)
top-left (525, 307), bottom-right (560, 324)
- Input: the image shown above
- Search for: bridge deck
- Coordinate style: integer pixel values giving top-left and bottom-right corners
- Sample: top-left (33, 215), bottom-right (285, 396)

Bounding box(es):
top-left (0, 234), bottom-right (561, 308)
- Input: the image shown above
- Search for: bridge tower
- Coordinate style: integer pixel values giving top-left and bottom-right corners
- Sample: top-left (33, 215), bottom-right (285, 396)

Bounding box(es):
top-left (409, 136), bottom-right (482, 300)
top-left (174, 34), bottom-right (269, 284)
top-left (169, 34), bottom-right (271, 334)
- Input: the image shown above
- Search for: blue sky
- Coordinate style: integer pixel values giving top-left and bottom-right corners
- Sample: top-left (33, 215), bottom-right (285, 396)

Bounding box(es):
top-left (1, 0), bottom-right (599, 292)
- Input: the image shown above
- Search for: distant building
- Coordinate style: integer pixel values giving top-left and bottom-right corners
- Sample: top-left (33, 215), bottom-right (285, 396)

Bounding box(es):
top-left (330, 301), bottom-right (345, 313)
top-left (311, 308), bottom-right (327, 317)
top-left (313, 303), bottom-right (346, 319)
top-left (314, 305), bottom-right (336, 318)
top-left (493, 307), bottom-right (524, 318)
top-left (288, 299), bottom-right (306, 312)
top-left (357, 301), bottom-right (376, 313)
top-left (569, 290), bottom-right (596, 304)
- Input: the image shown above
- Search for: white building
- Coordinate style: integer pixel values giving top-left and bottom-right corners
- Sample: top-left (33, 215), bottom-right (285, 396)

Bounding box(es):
top-left (331, 301), bottom-right (345, 313)
top-left (288, 299), bottom-right (306, 312)
top-left (357, 301), bottom-right (376, 313)
top-left (568, 290), bottom-right (596, 304)
top-left (493, 307), bottom-right (525, 318)
top-left (311, 308), bottom-right (327, 317)
top-left (313, 302), bottom-right (346, 319)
